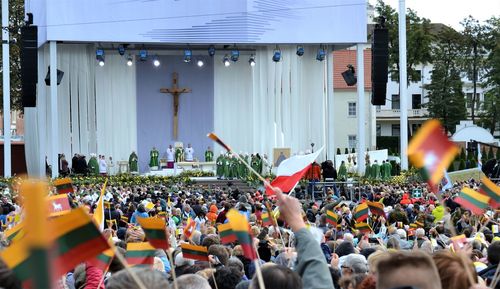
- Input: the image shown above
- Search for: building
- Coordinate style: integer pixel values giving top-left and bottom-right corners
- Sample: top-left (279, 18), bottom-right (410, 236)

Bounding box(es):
top-left (376, 62), bottom-right (487, 143)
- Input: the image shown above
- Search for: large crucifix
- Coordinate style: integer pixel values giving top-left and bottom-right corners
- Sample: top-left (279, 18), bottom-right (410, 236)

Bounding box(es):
top-left (160, 72), bottom-right (191, 140)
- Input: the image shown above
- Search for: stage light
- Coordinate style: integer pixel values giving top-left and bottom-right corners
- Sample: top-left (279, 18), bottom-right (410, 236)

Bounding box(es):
top-left (197, 59), bottom-right (204, 67)
top-left (223, 54), bottom-right (230, 67)
top-left (231, 49), bottom-right (239, 62)
top-left (272, 48), bottom-right (281, 62)
top-left (118, 45), bottom-right (125, 56)
top-left (249, 55), bottom-right (256, 67)
top-left (139, 49), bottom-right (148, 61)
top-left (126, 55), bottom-right (133, 66)
top-left (184, 49), bottom-right (192, 63)
top-left (296, 45), bottom-right (304, 56)
top-left (208, 45), bottom-right (216, 57)
top-left (153, 55), bottom-right (160, 67)
top-left (96, 48), bottom-right (105, 66)
top-left (316, 46), bottom-right (326, 61)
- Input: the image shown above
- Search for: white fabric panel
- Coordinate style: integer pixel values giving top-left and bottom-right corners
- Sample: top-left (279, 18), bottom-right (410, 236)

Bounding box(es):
top-left (25, 44), bottom-right (137, 175)
top-left (214, 45), bottom-right (327, 160)
top-left (95, 53), bottom-right (137, 163)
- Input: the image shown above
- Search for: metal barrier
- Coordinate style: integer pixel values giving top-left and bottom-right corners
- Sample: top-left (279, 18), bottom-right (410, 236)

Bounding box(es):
top-left (306, 180), bottom-right (361, 201)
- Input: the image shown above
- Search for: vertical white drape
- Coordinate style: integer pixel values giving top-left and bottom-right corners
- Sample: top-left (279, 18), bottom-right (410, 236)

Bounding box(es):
top-left (214, 45), bottom-right (327, 160)
top-left (25, 44), bottom-right (137, 175)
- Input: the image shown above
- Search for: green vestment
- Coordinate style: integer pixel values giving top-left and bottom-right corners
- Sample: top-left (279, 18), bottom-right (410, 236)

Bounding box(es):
top-left (216, 155), bottom-right (224, 177)
top-left (338, 163), bottom-right (347, 180)
top-left (129, 152), bottom-right (138, 173)
top-left (88, 156), bottom-right (99, 175)
top-left (205, 150), bottom-right (214, 162)
top-left (149, 149), bottom-right (159, 167)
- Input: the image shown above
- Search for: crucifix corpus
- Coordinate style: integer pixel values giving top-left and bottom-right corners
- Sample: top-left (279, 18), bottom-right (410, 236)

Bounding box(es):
top-left (160, 72), bottom-right (192, 140)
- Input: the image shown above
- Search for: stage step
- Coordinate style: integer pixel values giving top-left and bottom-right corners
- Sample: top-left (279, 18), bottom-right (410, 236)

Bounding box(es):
top-left (191, 177), bottom-right (256, 192)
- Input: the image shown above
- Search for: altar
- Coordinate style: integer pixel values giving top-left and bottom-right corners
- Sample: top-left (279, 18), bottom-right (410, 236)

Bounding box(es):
top-left (144, 161), bottom-right (216, 176)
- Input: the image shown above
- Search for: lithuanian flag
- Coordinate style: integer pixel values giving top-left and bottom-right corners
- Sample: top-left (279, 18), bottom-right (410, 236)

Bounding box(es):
top-left (137, 217), bottom-right (169, 250)
top-left (261, 212), bottom-right (272, 226)
top-left (47, 194), bottom-right (72, 217)
top-left (184, 218), bottom-right (196, 239)
top-left (0, 239), bottom-right (31, 283)
top-left (353, 203), bottom-right (369, 223)
top-left (227, 209), bottom-right (257, 260)
top-left (5, 222), bottom-right (25, 243)
top-left (126, 242), bottom-right (156, 267)
top-left (407, 119), bottom-right (459, 187)
top-left (88, 248), bottom-right (115, 271)
top-left (180, 243), bottom-right (209, 262)
top-left (355, 222), bottom-right (372, 233)
top-left (479, 177), bottom-right (500, 208)
top-left (53, 178), bottom-right (74, 195)
top-left (367, 201), bottom-right (385, 217)
top-left (50, 207), bottom-right (111, 277)
top-left (326, 210), bottom-right (339, 227)
top-left (218, 222), bottom-right (237, 244)
top-left (455, 187), bottom-right (490, 215)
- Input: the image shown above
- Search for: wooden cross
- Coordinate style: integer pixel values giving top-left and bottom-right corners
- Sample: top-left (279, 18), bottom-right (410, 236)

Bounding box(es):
top-left (160, 72), bottom-right (191, 140)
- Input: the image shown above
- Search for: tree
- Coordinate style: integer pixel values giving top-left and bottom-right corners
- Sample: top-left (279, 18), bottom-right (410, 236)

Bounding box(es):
top-left (459, 159), bottom-right (466, 170)
top-left (0, 0), bottom-right (25, 111)
top-left (374, 0), bottom-right (433, 85)
top-left (481, 146), bottom-right (487, 164)
top-left (460, 16), bottom-right (488, 122)
top-left (460, 147), bottom-right (466, 160)
top-left (487, 146), bottom-right (494, 160)
top-left (424, 28), bottom-right (467, 134)
top-left (478, 17), bottom-right (500, 134)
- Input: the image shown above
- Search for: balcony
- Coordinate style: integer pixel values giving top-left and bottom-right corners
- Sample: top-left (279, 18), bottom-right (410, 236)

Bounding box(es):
top-left (376, 108), bottom-right (429, 118)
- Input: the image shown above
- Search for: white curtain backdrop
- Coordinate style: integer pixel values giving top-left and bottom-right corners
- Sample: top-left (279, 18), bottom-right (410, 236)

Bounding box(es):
top-left (24, 44), bottom-right (137, 175)
top-left (214, 45), bottom-right (328, 160)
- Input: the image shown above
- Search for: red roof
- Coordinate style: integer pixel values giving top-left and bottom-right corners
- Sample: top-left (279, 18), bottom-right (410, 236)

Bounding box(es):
top-left (333, 49), bottom-right (372, 90)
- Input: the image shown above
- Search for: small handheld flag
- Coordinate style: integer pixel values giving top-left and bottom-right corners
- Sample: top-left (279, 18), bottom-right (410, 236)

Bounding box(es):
top-left (217, 223), bottom-right (237, 244)
top-left (126, 242), bottom-right (156, 267)
top-left (137, 217), bottom-right (170, 250)
top-left (53, 178), bottom-right (74, 195)
top-left (47, 194), bottom-right (72, 217)
top-left (479, 176), bottom-right (500, 208)
top-left (180, 243), bottom-right (209, 262)
top-left (227, 209), bottom-right (257, 260)
top-left (183, 218), bottom-right (196, 239)
top-left (366, 201), bottom-right (385, 217)
top-left (353, 203), bottom-right (369, 223)
top-left (455, 187), bottom-right (490, 215)
top-left (326, 210), bottom-right (339, 227)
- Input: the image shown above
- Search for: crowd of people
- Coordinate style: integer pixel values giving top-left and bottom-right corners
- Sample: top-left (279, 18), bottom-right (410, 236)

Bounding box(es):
top-left (0, 176), bottom-right (499, 289)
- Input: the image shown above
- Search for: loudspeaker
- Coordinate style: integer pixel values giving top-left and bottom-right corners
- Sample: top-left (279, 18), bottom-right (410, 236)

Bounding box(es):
top-left (371, 26), bottom-right (389, 105)
top-left (44, 66), bottom-right (64, 86)
top-left (342, 69), bottom-right (357, 86)
top-left (20, 25), bottom-right (38, 107)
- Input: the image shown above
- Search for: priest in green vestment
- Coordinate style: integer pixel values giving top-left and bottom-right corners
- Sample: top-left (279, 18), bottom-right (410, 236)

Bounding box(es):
top-left (385, 160), bottom-right (392, 179)
top-left (216, 153), bottom-right (224, 179)
top-left (149, 147), bottom-right (159, 169)
top-left (129, 151), bottom-right (139, 173)
top-left (205, 146), bottom-right (214, 162)
top-left (371, 160), bottom-right (381, 180)
top-left (365, 160), bottom-right (371, 179)
top-left (175, 147), bottom-right (183, 163)
top-left (88, 154), bottom-right (99, 175)
top-left (222, 154), bottom-right (230, 179)
top-left (338, 161), bottom-right (347, 181)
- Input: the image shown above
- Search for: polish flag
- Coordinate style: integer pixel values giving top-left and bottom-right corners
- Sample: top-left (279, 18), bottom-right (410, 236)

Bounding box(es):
top-left (266, 148), bottom-right (323, 195)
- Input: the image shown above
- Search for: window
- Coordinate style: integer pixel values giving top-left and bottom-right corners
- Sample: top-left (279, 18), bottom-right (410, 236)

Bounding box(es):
top-left (348, 102), bottom-right (357, 117)
top-left (466, 93), bottom-right (480, 109)
top-left (415, 70), bottom-right (422, 81)
top-left (348, 135), bottom-right (357, 149)
top-left (392, 124), bottom-right (400, 137)
top-left (392, 94), bottom-right (400, 110)
top-left (412, 94), bottom-right (422, 109)
top-left (376, 124), bottom-right (381, 137)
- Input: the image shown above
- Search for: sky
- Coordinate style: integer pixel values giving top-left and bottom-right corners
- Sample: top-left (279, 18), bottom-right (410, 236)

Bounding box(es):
top-left (368, 0), bottom-right (499, 29)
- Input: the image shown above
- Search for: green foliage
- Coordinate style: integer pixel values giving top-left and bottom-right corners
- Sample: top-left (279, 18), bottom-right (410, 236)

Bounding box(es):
top-left (460, 147), bottom-right (466, 159)
top-left (336, 148), bottom-right (341, 155)
top-left (374, 0), bottom-right (433, 84)
top-left (487, 146), bottom-right (494, 160)
top-left (448, 160), bottom-right (455, 172)
top-left (481, 146), bottom-right (488, 164)
top-left (496, 147), bottom-right (500, 159)
top-left (478, 17), bottom-right (500, 132)
top-left (424, 27), bottom-right (467, 134)
top-left (0, 0), bottom-right (25, 111)
top-left (459, 159), bottom-right (466, 170)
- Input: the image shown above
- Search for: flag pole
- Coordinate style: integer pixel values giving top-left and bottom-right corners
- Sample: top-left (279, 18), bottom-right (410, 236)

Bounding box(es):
top-left (166, 249), bottom-right (179, 289)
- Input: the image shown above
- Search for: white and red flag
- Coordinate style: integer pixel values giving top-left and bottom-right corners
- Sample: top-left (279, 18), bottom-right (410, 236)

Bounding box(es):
top-left (266, 148), bottom-right (323, 196)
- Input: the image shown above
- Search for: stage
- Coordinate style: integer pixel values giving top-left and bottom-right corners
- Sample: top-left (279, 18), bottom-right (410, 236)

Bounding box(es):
top-left (143, 161), bottom-right (216, 176)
